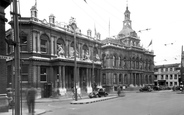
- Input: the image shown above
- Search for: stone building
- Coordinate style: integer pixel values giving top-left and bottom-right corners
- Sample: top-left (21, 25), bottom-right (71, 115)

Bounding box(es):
top-left (0, 0), bottom-right (11, 94)
top-left (154, 63), bottom-right (180, 87)
top-left (101, 6), bottom-right (155, 92)
top-left (6, 3), bottom-right (102, 98)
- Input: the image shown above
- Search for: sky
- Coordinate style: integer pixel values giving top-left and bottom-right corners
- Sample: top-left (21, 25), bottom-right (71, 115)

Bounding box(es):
top-left (4, 0), bottom-right (184, 65)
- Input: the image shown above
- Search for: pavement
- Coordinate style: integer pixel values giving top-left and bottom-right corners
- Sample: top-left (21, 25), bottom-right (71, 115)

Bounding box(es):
top-left (0, 93), bottom-right (120, 115)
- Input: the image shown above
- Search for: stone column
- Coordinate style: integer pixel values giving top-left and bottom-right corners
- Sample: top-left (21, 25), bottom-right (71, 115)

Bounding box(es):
top-left (37, 31), bottom-right (40, 53)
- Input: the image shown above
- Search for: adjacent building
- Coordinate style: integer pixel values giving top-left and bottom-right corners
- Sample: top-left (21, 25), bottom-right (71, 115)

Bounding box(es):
top-left (154, 63), bottom-right (180, 87)
top-left (101, 6), bottom-right (155, 92)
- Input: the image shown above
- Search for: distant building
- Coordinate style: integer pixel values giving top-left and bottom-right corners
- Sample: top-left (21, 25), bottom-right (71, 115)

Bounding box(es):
top-left (101, 6), bottom-right (155, 92)
top-left (154, 63), bottom-right (180, 87)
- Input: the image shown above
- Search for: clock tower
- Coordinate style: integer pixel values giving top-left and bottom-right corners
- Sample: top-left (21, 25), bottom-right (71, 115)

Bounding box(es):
top-left (123, 6), bottom-right (132, 29)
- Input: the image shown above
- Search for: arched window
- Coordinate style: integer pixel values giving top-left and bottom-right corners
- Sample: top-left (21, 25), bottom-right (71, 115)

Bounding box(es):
top-left (113, 74), bottom-right (117, 84)
top-left (119, 74), bottom-right (122, 84)
top-left (113, 56), bottom-right (116, 67)
top-left (40, 34), bottom-right (49, 54)
top-left (119, 57), bottom-right (121, 67)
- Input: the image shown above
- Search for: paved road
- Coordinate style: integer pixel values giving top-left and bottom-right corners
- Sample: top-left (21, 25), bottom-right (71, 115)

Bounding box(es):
top-left (35, 91), bottom-right (184, 115)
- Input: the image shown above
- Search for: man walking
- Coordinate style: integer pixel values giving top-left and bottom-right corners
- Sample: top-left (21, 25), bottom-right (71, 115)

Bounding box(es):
top-left (26, 86), bottom-right (37, 114)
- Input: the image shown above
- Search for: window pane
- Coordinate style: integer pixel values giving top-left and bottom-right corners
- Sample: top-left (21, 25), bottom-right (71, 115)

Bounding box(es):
top-left (41, 39), bottom-right (47, 45)
top-left (40, 75), bottom-right (47, 81)
top-left (41, 67), bottom-right (46, 74)
top-left (21, 75), bottom-right (28, 81)
top-left (21, 65), bottom-right (28, 73)
top-left (20, 36), bottom-right (27, 44)
top-left (41, 47), bottom-right (47, 52)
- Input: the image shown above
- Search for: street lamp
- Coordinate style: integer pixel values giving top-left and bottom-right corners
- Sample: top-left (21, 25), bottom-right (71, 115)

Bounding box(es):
top-left (69, 17), bottom-right (78, 101)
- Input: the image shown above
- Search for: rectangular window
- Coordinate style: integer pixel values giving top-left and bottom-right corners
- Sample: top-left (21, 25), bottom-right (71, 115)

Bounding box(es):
top-left (119, 76), bottom-right (122, 83)
top-left (174, 82), bottom-right (177, 85)
top-left (170, 82), bottom-right (173, 86)
top-left (102, 75), bottom-right (106, 84)
top-left (154, 75), bottom-right (157, 80)
top-left (21, 64), bottom-right (28, 82)
top-left (20, 36), bottom-right (28, 51)
top-left (166, 75), bottom-right (168, 80)
top-left (40, 39), bottom-right (47, 53)
top-left (170, 75), bottom-right (173, 79)
top-left (161, 75), bottom-right (164, 80)
top-left (40, 67), bottom-right (47, 82)
top-left (113, 75), bottom-right (116, 84)
top-left (174, 74), bottom-right (177, 79)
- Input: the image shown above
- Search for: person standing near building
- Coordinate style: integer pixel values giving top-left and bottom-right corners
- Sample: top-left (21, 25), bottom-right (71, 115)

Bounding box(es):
top-left (117, 86), bottom-right (121, 96)
top-left (26, 86), bottom-right (37, 114)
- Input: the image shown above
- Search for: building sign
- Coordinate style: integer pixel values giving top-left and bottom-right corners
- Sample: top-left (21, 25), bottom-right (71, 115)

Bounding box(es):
top-left (0, 55), bottom-right (14, 60)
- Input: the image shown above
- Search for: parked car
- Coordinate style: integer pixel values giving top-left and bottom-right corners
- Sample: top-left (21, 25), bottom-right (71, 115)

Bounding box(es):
top-left (152, 86), bottom-right (161, 91)
top-left (88, 91), bottom-right (98, 98)
top-left (96, 88), bottom-right (108, 97)
top-left (88, 88), bottom-right (108, 98)
top-left (139, 86), bottom-right (152, 92)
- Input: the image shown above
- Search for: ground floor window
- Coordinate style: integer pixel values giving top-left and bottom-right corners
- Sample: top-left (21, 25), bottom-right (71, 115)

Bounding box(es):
top-left (40, 66), bottom-right (47, 82)
top-left (21, 64), bottom-right (29, 82)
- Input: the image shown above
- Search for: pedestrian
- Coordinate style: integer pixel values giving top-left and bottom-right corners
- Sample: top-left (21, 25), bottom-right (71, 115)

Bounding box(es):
top-left (26, 86), bottom-right (37, 114)
top-left (117, 86), bottom-right (121, 96)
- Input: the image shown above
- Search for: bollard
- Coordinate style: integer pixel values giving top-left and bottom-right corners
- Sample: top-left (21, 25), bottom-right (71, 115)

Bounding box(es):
top-left (0, 94), bottom-right (9, 112)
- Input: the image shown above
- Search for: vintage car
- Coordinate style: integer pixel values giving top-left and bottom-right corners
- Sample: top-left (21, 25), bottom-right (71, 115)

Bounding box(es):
top-left (139, 86), bottom-right (153, 92)
top-left (88, 88), bottom-right (108, 98)
top-left (96, 88), bottom-right (108, 97)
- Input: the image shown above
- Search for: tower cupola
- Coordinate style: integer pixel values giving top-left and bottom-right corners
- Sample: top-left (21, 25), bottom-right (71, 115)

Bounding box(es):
top-left (30, 0), bottom-right (38, 18)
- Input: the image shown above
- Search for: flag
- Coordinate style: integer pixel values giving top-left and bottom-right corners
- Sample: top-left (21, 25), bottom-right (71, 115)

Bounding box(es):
top-left (148, 40), bottom-right (152, 47)
top-left (84, 0), bottom-right (87, 3)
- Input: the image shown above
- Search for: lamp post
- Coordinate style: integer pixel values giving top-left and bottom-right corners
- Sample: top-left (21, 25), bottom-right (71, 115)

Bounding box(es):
top-left (69, 17), bottom-right (78, 101)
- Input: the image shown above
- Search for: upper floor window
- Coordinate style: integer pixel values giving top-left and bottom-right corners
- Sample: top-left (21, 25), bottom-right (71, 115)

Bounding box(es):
top-left (40, 34), bottom-right (49, 53)
top-left (170, 75), bottom-right (173, 79)
top-left (113, 56), bottom-right (115, 67)
top-left (20, 36), bottom-right (28, 51)
top-left (161, 75), bottom-right (164, 80)
top-left (166, 75), bottom-right (168, 80)
top-left (174, 74), bottom-right (177, 79)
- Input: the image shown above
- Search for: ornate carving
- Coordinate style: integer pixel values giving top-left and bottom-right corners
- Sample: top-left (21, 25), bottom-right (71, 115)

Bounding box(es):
top-left (57, 44), bottom-right (65, 58)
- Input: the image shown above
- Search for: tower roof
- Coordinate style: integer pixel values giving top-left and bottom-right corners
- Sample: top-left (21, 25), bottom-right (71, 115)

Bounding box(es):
top-left (124, 6), bottom-right (130, 14)
top-left (118, 6), bottom-right (137, 38)
top-left (30, 5), bottom-right (37, 11)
